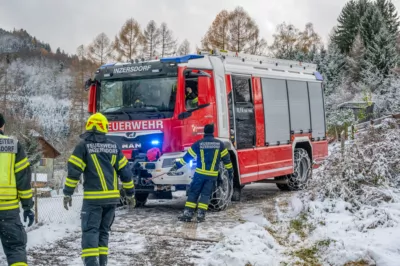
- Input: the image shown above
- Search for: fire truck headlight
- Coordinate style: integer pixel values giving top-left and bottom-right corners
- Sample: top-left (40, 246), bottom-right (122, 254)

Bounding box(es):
top-left (151, 140), bottom-right (160, 145)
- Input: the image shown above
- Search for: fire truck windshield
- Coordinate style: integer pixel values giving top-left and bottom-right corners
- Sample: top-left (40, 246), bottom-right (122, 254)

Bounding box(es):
top-left (98, 77), bottom-right (177, 118)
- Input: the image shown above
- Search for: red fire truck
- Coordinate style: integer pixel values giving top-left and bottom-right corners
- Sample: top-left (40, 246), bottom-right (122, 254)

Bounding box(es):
top-left (85, 49), bottom-right (328, 210)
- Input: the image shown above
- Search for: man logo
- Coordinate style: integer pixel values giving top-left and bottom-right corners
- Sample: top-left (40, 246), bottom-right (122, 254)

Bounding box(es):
top-left (126, 132), bottom-right (136, 138)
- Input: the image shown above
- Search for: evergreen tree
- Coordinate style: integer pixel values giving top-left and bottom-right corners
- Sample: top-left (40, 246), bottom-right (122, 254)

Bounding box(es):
top-left (318, 41), bottom-right (346, 95)
top-left (346, 33), bottom-right (366, 87)
top-left (334, 0), bottom-right (371, 54)
top-left (363, 25), bottom-right (397, 85)
top-left (376, 0), bottom-right (400, 37)
top-left (360, 5), bottom-right (385, 48)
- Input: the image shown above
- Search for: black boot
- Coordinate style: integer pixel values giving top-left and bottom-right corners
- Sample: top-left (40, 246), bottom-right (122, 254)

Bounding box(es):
top-left (197, 209), bottom-right (206, 223)
top-left (178, 208), bottom-right (194, 222)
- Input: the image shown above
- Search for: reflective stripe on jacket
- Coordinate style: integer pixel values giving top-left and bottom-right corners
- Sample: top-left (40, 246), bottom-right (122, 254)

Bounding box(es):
top-left (0, 132), bottom-right (33, 211)
top-left (176, 134), bottom-right (233, 177)
top-left (63, 131), bottom-right (134, 204)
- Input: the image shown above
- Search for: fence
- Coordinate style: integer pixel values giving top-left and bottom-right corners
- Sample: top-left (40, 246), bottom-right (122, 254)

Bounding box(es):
top-left (29, 170), bottom-right (85, 227)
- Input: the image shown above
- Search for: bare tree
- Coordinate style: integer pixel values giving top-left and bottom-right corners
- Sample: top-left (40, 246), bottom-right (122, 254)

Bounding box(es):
top-left (143, 20), bottom-right (161, 59)
top-left (177, 39), bottom-right (191, 55)
top-left (113, 18), bottom-right (144, 61)
top-left (245, 28), bottom-right (268, 55)
top-left (159, 23), bottom-right (177, 57)
top-left (87, 33), bottom-right (112, 65)
top-left (201, 10), bottom-right (230, 50)
top-left (269, 22), bottom-right (300, 59)
top-left (228, 6), bottom-right (259, 53)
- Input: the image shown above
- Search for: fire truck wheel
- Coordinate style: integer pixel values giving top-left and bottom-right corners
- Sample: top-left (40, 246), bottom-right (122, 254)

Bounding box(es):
top-left (135, 193), bottom-right (149, 207)
top-left (289, 148), bottom-right (311, 190)
top-left (276, 148), bottom-right (311, 191)
top-left (208, 163), bottom-right (234, 212)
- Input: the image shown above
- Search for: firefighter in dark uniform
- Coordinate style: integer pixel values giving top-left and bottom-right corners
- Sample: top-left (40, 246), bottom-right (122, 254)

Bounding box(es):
top-left (185, 87), bottom-right (198, 110)
top-left (63, 113), bottom-right (136, 266)
top-left (0, 113), bottom-right (34, 266)
top-left (172, 124), bottom-right (233, 222)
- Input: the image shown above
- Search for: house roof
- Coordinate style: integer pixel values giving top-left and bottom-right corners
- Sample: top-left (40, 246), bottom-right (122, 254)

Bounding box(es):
top-left (37, 137), bottom-right (61, 159)
top-left (29, 129), bottom-right (61, 159)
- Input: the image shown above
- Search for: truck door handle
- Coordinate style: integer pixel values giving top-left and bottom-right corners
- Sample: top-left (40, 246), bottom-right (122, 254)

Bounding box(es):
top-left (205, 115), bottom-right (213, 118)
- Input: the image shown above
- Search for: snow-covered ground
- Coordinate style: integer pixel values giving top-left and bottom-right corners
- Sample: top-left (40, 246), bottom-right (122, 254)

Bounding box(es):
top-left (0, 181), bottom-right (399, 265)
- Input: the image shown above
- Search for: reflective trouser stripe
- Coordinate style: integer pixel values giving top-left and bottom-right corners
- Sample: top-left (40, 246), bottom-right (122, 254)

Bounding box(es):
top-left (0, 199), bottom-right (20, 210)
top-left (99, 247), bottom-right (108, 255)
top-left (82, 248), bottom-right (99, 258)
top-left (195, 168), bottom-right (219, 177)
top-left (198, 203), bottom-right (208, 210)
top-left (91, 154), bottom-right (108, 191)
top-left (10, 262), bottom-right (28, 266)
top-left (185, 202), bottom-right (196, 209)
top-left (83, 191), bottom-right (120, 199)
top-left (210, 149), bottom-right (219, 172)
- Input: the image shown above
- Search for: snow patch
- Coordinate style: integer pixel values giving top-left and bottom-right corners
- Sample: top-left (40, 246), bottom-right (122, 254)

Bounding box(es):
top-left (198, 222), bottom-right (282, 266)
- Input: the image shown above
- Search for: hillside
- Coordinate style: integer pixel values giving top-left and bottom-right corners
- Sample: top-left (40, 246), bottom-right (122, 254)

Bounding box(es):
top-left (0, 28), bottom-right (96, 156)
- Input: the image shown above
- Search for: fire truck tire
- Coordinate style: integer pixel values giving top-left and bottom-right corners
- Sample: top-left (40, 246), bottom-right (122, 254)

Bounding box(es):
top-left (276, 148), bottom-right (311, 191)
top-left (135, 193), bottom-right (149, 207)
top-left (208, 163), bottom-right (233, 212)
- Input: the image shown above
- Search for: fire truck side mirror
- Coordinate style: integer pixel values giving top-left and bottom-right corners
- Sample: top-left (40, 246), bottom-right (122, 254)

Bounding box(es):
top-left (84, 79), bottom-right (93, 91)
top-left (178, 111), bottom-right (192, 120)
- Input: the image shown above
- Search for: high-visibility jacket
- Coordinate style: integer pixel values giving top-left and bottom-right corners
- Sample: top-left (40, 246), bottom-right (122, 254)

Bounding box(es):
top-left (63, 131), bottom-right (134, 204)
top-left (0, 131), bottom-right (33, 211)
top-left (176, 134), bottom-right (233, 177)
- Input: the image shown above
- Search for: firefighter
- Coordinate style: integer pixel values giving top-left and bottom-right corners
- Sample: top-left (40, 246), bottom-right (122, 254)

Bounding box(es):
top-left (63, 113), bottom-right (136, 266)
top-left (171, 124), bottom-right (233, 222)
top-left (0, 113), bottom-right (34, 266)
top-left (185, 87), bottom-right (198, 110)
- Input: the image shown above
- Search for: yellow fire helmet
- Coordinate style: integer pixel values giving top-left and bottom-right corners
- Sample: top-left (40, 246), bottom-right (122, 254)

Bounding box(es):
top-left (85, 113), bottom-right (109, 133)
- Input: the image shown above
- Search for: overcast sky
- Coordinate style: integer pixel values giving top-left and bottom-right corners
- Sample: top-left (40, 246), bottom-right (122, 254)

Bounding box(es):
top-left (1, 0), bottom-right (400, 55)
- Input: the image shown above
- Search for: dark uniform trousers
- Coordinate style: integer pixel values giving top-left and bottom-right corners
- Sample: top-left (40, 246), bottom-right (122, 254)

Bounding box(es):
top-left (81, 202), bottom-right (116, 266)
top-left (186, 173), bottom-right (215, 210)
top-left (0, 209), bottom-right (27, 265)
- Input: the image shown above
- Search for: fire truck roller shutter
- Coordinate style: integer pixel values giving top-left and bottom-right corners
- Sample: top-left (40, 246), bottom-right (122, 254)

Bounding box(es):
top-left (287, 80), bottom-right (311, 135)
top-left (308, 82), bottom-right (326, 140)
top-left (261, 78), bottom-right (291, 146)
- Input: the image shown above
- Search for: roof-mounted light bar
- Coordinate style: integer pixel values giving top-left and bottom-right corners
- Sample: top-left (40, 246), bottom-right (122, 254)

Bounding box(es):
top-left (160, 54), bottom-right (204, 63)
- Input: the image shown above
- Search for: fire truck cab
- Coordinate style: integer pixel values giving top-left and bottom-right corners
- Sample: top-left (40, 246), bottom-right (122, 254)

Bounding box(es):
top-left (86, 49), bottom-right (328, 210)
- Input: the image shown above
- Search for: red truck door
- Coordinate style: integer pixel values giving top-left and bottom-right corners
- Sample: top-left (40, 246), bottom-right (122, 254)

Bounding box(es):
top-left (230, 75), bottom-right (258, 183)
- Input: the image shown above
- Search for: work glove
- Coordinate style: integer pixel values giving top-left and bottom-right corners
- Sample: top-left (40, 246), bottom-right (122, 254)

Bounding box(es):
top-left (63, 195), bottom-right (72, 210)
top-left (125, 195), bottom-right (136, 208)
top-left (168, 164), bottom-right (178, 174)
top-left (23, 210), bottom-right (35, 227)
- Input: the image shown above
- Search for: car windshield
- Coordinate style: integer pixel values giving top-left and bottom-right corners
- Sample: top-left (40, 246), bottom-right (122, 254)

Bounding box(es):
top-left (98, 77), bottom-right (177, 114)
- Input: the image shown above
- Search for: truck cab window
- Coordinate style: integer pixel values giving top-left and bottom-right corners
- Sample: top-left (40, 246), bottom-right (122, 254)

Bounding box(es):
top-left (185, 77), bottom-right (199, 111)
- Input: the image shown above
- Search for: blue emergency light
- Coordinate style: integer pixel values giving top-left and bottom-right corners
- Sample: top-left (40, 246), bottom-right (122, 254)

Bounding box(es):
top-left (151, 140), bottom-right (160, 145)
top-left (160, 54), bottom-right (204, 63)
